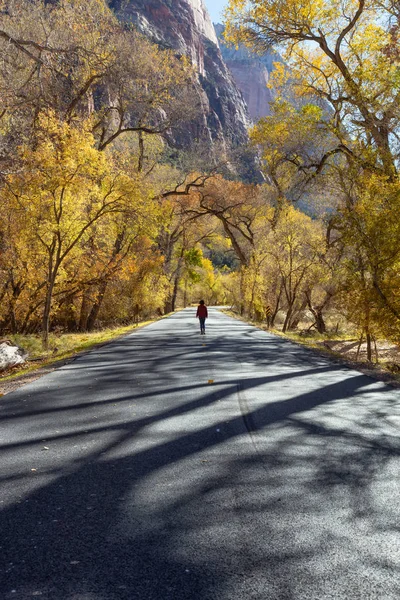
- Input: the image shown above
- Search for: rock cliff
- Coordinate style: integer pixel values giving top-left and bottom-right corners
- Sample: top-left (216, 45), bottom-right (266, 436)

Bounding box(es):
top-left (216, 25), bottom-right (331, 122)
top-left (216, 24), bottom-right (281, 120)
top-left (109, 0), bottom-right (252, 168)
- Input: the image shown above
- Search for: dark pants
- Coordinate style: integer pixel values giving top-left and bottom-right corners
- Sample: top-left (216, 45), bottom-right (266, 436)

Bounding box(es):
top-left (199, 317), bottom-right (206, 332)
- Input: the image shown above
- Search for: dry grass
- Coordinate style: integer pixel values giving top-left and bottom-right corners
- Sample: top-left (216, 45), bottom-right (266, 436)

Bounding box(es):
top-left (0, 321), bottom-right (153, 384)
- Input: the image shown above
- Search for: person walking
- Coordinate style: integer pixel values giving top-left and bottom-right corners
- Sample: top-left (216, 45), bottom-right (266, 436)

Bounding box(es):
top-left (196, 300), bottom-right (208, 334)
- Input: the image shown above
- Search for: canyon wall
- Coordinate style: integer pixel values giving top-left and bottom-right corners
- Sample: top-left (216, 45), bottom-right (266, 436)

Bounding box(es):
top-left (109, 0), bottom-right (251, 158)
top-left (215, 24), bottom-right (280, 120)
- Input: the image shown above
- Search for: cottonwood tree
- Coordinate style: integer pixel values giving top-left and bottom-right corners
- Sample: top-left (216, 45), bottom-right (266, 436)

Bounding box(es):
top-left (0, 1), bottom-right (199, 171)
top-left (0, 0), bottom-right (209, 338)
top-left (225, 0), bottom-right (400, 177)
top-left (168, 175), bottom-right (275, 314)
top-left (156, 187), bottom-right (218, 312)
top-left (251, 99), bottom-right (339, 223)
top-left (225, 0), bottom-right (400, 340)
top-left (178, 175), bottom-right (271, 267)
top-left (265, 207), bottom-right (325, 331)
top-left (4, 113), bottom-right (141, 347)
top-left (0, 0), bottom-right (116, 144)
top-left (93, 31), bottom-right (198, 158)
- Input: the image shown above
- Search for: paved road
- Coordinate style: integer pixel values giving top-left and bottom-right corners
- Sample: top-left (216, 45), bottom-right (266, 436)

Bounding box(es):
top-left (0, 308), bottom-right (399, 600)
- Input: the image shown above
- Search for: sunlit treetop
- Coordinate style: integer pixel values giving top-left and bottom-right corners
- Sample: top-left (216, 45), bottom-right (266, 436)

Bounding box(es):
top-left (224, 0), bottom-right (400, 178)
top-left (224, 0), bottom-right (392, 53)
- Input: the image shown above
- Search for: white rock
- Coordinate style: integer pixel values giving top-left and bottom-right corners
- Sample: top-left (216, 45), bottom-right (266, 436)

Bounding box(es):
top-left (189, 0), bottom-right (219, 45)
top-left (0, 342), bottom-right (27, 370)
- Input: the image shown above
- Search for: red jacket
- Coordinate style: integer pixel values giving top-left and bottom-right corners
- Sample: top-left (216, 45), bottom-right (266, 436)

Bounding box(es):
top-left (196, 304), bottom-right (208, 318)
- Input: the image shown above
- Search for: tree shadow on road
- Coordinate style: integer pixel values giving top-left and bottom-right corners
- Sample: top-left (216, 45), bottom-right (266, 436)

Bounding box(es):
top-left (1, 316), bottom-right (400, 599)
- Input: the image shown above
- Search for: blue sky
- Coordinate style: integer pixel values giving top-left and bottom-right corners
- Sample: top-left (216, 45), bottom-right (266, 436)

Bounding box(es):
top-left (204, 0), bottom-right (227, 24)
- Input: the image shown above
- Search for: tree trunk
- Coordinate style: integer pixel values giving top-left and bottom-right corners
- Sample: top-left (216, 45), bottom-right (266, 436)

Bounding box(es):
top-left (269, 283), bottom-right (283, 328)
top-left (164, 299), bottom-right (173, 314)
top-left (133, 303), bottom-right (140, 326)
top-left (239, 269), bottom-right (246, 315)
top-left (288, 298), bottom-right (307, 330)
top-left (270, 177), bottom-right (287, 229)
top-left (59, 292), bottom-right (79, 332)
top-left (314, 309), bottom-right (327, 334)
top-left (305, 292), bottom-right (327, 334)
top-left (366, 331), bottom-right (372, 362)
top-left (8, 279), bottom-right (24, 334)
top-left (222, 220), bottom-right (248, 267)
top-left (20, 308), bottom-right (35, 334)
top-left (183, 278), bottom-right (188, 308)
top-left (171, 271), bottom-right (180, 312)
top-left (8, 300), bottom-right (18, 334)
top-left (170, 253), bottom-right (185, 313)
top-left (138, 131), bottom-right (144, 173)
top-left (249, 274), bottom-right (257, 318)
top-left (356, 333), bottom-right (364, 360)
top-left (282, 304), bottom-right (293, 332)
top-left (373, 278), bottom-right (400, 321)
top-left (42, 246), bottom-right (61, 349)
top-left (86, 280), bottom-right (108, 332)
top-left (42, 277), bottom-right (56, 349)
top-left (79, 290), bottom-right (92, 331)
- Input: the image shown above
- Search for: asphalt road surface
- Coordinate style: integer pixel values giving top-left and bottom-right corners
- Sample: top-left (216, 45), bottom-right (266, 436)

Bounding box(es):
top-left (1, 308), bottom-right (399, 600)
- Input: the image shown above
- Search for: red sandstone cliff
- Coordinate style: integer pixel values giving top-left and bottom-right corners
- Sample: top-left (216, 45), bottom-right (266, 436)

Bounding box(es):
top-left (215, 24), bottom-right (281, 120)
